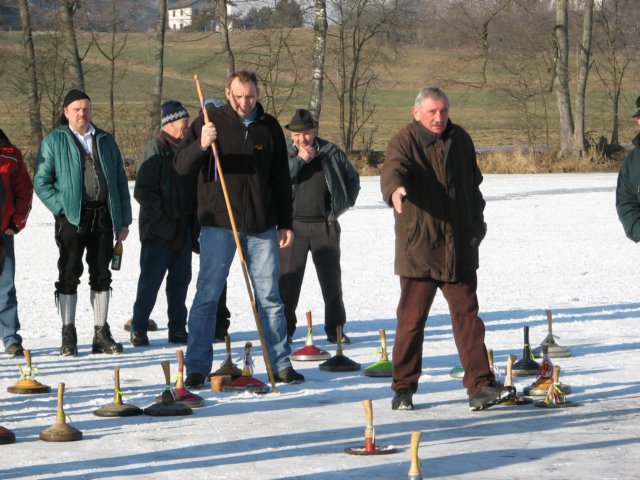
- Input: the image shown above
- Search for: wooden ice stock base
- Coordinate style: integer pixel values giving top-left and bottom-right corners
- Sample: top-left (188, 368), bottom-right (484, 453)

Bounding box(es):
top-left (39, 383), bottom-right (82, 442)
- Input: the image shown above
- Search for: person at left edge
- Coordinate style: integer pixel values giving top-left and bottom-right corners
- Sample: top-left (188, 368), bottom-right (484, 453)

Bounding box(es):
top-left (0, 129), bottom-right (33, 358)
top-left (34, 89), bottom-right (132, 356)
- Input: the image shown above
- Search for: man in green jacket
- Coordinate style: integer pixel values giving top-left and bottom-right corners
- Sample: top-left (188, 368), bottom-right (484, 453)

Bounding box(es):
top-left (616, 96), bottom-right (640, 240)
top-left (381, 87), bottom-right (514, 411)
top-left (34, 89), bottom-right (132, 356)
top-left (279, 109), bottom-right (360, 343)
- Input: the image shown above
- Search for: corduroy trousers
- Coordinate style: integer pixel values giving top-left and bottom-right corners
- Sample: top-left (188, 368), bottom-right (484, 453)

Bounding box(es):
top-left (391, 272), bottom-right (494, 398)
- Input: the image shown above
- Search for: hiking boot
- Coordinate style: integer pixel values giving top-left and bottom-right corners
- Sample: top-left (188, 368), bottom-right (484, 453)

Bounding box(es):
top-left (130, 330), bottom-right (149, 347)
top-left (60, 325), bottom-right (78, 356)
top-left (92, 324), bottom-right (123, 354)
top-left (391, 388), bottom-right (414, 410)
top-left (168, 330), bottom-right (188, 345)
top-left (326, 333), bottom-right (351, 345)
top-left (469, 384), bottom-right (516, 411)
top-left (5, 343), bottom-right (24, 357)
top-left (273, 366), bottom-right (305, 384)
top-left (185, 372), bottom-right (206, 389)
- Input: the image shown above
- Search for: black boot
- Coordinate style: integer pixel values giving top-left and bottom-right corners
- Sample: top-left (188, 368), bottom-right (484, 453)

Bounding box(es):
top-left (92, 324), bottom-right (123, 354)
top-left (60, 325), bottom-right (78, 356)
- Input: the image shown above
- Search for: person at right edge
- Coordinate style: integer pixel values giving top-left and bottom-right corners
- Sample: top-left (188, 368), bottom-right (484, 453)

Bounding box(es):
top-left (615, 96), bottom-right (640, 242)
top-left (380, 87), bottom-right (515, 411)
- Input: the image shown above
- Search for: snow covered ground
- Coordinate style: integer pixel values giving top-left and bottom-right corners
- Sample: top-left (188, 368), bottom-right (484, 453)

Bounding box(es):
top-left (1, 173), bottom-right (639, 480)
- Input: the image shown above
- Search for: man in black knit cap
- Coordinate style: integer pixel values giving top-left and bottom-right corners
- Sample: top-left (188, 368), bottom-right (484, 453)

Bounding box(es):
top-left (34, 89), bottom-right (132, 356)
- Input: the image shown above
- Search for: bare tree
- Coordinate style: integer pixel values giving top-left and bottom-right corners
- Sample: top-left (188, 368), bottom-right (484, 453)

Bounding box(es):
top-left (90, 1), bottom-right (130, 136)
top-left (36, 31), bottom-right (71, 130)
top-left (217, 0), bottom-right (236, 76)
top-left (593, 0), bottom-right (638, 146)
top-left (326, 0), bottom-right (415, 153)
top-left (308, 0), bottom-right (327, 121)
top-left (446, 0), bottom-right (516, 88)
top-left (245, 25), bottom-right (302, 119)
top-left (553, 0), bottom-right (594, 159)
top-left (59, 0), bottom-right (86, 91)
top-left (149, 0), bottom-right (167, 139)
top-left (18, 0), bottom-right (43, 152)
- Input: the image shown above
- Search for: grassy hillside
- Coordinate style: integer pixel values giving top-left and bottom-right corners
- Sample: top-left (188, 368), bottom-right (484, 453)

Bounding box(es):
top-left (0, 28), bottom-right (637, 169)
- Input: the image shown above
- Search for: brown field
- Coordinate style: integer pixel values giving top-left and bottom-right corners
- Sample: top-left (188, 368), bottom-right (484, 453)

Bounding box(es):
top-left (0, 29), bottom-right (636, 174)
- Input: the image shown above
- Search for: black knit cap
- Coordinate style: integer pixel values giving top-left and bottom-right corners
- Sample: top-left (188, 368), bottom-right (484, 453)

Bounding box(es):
top-left (63, 89), bottom-right (91, 108)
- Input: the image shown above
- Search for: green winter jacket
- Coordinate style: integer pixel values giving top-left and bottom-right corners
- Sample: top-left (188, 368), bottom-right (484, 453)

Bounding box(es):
top-left (288, 138), bottom-right (360, 221)
top-left (34, 125), bottom-right (132, 234)
top-left (616, 133), bottom-right (640, 241)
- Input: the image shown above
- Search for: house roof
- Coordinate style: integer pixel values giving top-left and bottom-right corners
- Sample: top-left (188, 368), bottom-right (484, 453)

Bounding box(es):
top-left (168, 0), bottom-right (210, 10)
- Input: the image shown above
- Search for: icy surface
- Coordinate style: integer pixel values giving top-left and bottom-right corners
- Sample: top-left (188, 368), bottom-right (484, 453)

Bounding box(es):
top-left (1, 173), bottom-right (639, 479)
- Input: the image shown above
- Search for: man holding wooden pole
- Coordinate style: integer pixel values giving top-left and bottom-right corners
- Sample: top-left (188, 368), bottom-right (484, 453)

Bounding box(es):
top-left (175, 70), bottom-right (304, 388)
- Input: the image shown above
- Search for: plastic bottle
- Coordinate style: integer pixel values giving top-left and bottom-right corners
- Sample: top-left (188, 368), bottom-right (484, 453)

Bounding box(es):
top-left (111, 240), bottom-right (123, 270)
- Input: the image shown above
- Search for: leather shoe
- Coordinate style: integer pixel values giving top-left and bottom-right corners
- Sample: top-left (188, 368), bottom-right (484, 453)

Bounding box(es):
top-left (168, 330), bottom-right (188, 345)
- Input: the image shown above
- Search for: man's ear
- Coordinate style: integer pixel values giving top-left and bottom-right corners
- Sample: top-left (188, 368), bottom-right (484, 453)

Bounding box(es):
top-left (411, 106), bottom-right (420, 122)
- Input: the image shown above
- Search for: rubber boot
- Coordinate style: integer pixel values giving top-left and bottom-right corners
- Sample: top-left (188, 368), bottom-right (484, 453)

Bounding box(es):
top-left (90, 291), bottom-right (123, 354)
top-left (58, 293), bottom-right (78, 356)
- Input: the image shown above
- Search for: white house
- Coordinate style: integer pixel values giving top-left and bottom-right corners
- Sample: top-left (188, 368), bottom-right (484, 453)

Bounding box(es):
top-left (167, 0), bottom-right (237, 32)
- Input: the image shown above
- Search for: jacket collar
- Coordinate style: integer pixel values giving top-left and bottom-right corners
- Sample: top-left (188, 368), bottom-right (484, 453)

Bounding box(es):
top-left (413, 119), bottom-right (453, 146)
top-left (220, 101), bottom-right (266, 123)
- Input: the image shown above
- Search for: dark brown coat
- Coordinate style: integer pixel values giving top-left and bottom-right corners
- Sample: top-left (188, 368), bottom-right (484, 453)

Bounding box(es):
top-left (380, 120), bottom-right (486, 282)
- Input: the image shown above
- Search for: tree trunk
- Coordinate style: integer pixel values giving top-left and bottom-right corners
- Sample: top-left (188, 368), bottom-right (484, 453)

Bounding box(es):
top-left (572, 0), bottom-right (594, 156)
top-left (18, 0), bottom-right (43, 151)
top-left (109, 38), bottom-right (116, 135)
top-left (308, 0), bottom-right (327, 121)
top-left (553, 0), bottom-right (574, 159)
top-left (149, 0), bottom-right (167, 139)
top-left (217, 0), bottom-right (235, 77)
top-left (59, 0), bottom-right (85, 91)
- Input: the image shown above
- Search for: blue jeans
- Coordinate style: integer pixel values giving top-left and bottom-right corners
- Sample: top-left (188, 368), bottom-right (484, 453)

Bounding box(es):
top-left (131, 231), bottom-right (192, 334)
top-left (0, 235), bottom-right (22, 349)
top-left (185, 227), bottom-right (292, 376)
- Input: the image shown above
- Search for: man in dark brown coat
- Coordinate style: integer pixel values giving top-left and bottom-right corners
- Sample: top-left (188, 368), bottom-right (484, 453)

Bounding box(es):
top-left (380, 87), bottom-right (515, 411)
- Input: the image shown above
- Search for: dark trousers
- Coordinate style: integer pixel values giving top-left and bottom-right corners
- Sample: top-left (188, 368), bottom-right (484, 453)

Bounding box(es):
top-left (54, 205), bottom-right (113, 295)
top-left (131, 231), bottom-right (231, 336)
top-left (131, 232), bottom-right (192, 334)
top-left (279, 220), bottom-right (346, 338)
top-left (392, 272), bottom-right (494, 397)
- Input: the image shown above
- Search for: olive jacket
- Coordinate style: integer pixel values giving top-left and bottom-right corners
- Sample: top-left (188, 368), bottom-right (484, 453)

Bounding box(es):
top-left (380, 120), bottom-right (486, 282)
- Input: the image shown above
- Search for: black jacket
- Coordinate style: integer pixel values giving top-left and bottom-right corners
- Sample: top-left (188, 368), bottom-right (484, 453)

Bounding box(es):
top-left (175, 102), bottom-right (292, 233)
top-left (134, 132), bottom-right (198, 249)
